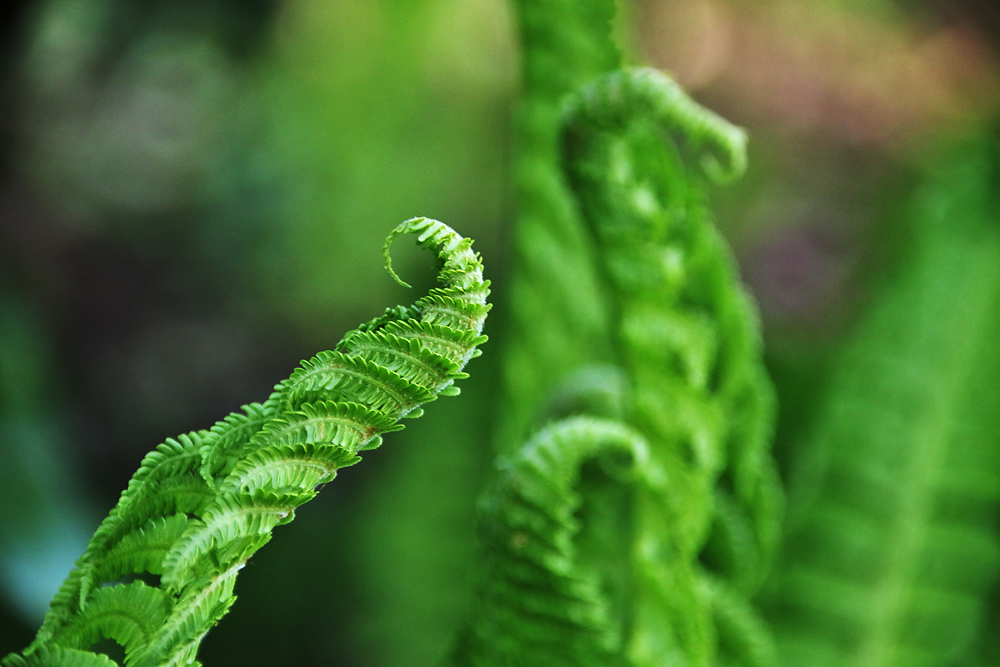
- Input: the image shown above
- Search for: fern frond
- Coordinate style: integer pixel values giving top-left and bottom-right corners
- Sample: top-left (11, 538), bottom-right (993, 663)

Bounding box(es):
top-left (460, 417), bottom-right (652, 667)
top-left (69, 435), bottom-right (215, 619)
top-left (197, 403), bottom-right (274, 484)
top-left (553, 66), bottom-right (780, 665)
top-left (708, 580), bottom-right (778, 667)
top-left (49, 582), bottom-right (173, 664)
top-left (9, 218), bottom-right (489, 667)
top-left (466, 2), bottom-right (778, 661)
top-left (336, 329), bottom-right (467, 387)
top-left (280, 350), bottom-right (438, 413)
top-left (114, 435), bottom-right (210, 514)
top-left (89, 515), bottom-right (191, 583)
top-left (223, 441), bottom-right (361, 495)
top-left (160, 492), bottom-right (302, 593)
top-left (763, 140), bottom-right (1000, 667)
top-left (4, 647), bottom-right (120, 667)
top-left (135, 564), bottom-right (241, 667)
top-left (496, 0), bottom-right (622, 455)
top-left (563, 68), bottom-right (747, 183)
top-left (412, 293), bottom-right (492, 334)
top-left (379, 320), bottom-right (488, 360)
top-left (30, 569), bottom-right (87, 649)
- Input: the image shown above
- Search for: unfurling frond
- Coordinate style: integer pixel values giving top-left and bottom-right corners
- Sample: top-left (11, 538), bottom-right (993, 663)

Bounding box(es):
top-left (5, 218), bottom-right (489, 667)
top-left (561, 66), bottom-right (781, 594)
top-left (563, 68), bottom-right (747, 184)
top-left (462, 0), bottom-right (780, 658)
top-left (459, 417), bottom-right (652, 667)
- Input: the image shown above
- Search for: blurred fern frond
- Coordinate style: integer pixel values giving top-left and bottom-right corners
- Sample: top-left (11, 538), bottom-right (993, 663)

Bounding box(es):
top-left (765, 140), bottom-right (1000, 667)
top-left (562, 66), bottom-right (780, 667)
top-left (496, 0), bottom-right (623, 454)
top-left (458, 1), bottom-right (781, 656)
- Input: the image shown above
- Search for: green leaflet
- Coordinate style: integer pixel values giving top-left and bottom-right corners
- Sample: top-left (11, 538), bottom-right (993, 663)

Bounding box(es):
top-left (89, 516), bottom-right (191, 584)
top-left (764, 141), bottom-right (1000, 667)
top-left (3, 218), bottom-right (489, 667)
top-left (2, 647), bottom-right (119, 667)
top-left (48, 583), bottom-right (172, 662)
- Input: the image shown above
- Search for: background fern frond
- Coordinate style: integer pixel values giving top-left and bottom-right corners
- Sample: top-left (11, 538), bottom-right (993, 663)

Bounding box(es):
top-left (460, 32), bottom-right (778, 662)
top-left (557, 66), bottom-right (780, 666)
top-left (764, 139), bottom-right (1000, 667)
top-left (496, 0), bottom-right (623, 455)
top-left (459, 416), bottom-right (652, 667)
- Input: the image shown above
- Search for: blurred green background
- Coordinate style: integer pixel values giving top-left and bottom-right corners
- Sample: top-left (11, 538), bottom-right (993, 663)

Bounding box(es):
top-left (1, 0), bottom-right (999, 665)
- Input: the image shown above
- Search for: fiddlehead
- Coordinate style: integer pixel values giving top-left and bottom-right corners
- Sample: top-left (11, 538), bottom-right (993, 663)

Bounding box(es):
top-left (762, 140), bottom-right (1000, 667)
top-left (3, 218), bottom-right (489, 667)
top-left (562, 66), bottom-right (779, 579)
top-left (560, 67), bottom-right (780, 667)
top-left (458, 67), bottom-right (779, 666)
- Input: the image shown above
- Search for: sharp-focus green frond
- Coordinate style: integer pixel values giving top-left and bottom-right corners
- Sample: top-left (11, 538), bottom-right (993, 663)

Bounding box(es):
top-left (223, 442), bottom-right (360, 496)
top-left (5, 646), bottom-right (119, 667)
top-left (385, 218), bottom-right (490, 310)
top-left (379, 320), bottom-right (488, 360)
top-left (281, 350), bottom-right (438, 414)
top-left (65, 435), bottom-right (215, 616)
top-left (413, 293), bottom-right (492, 333)
top-left (74, 481), bottom-right (215, 606)
top-left (160, 493), bottom-right (298, 593)
top-left (198, 403), bottom-right (274, 484)
top-left (135, 564), bottom-right (240, 667)
top-left (336, 329), bottom-right (467, 390)
top-left (117, 477), bottom-right (216, 525)
top-left (117, 435), bottom-right (208, 511)
top-left (29, 569), bottom-right (87, 651)
top-left (50, 582), bottom-right (172, 664)
top-left (11, 219), bottom-right (489, 667)
top-left (246, 401), bottom-right (400, 455)
top-left (89, 515), bottom-right (191, 584)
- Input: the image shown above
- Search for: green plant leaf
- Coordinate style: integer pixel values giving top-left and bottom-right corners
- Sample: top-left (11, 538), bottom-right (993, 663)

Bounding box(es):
top-left (7, 218), bottom-right (489, 667)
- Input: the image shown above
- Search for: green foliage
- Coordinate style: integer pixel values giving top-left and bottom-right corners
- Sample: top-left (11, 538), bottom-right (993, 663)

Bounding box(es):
top-left (563, 67), bottom-right (779, 667)
top-left (763, 140), bottom-right (1000, 667)
top-left (456, 0), bottom-right (781, 663)
top-left (459, 417), bottom-right (653, 667)
top-left (497, 0), bottom-right (621, 454)
top-left (12, 3), bottom-right (1000, 667)
top-left (346, 3), bottom-right (627, 661)
top-left (2, 218), bottom-right (490, 667)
